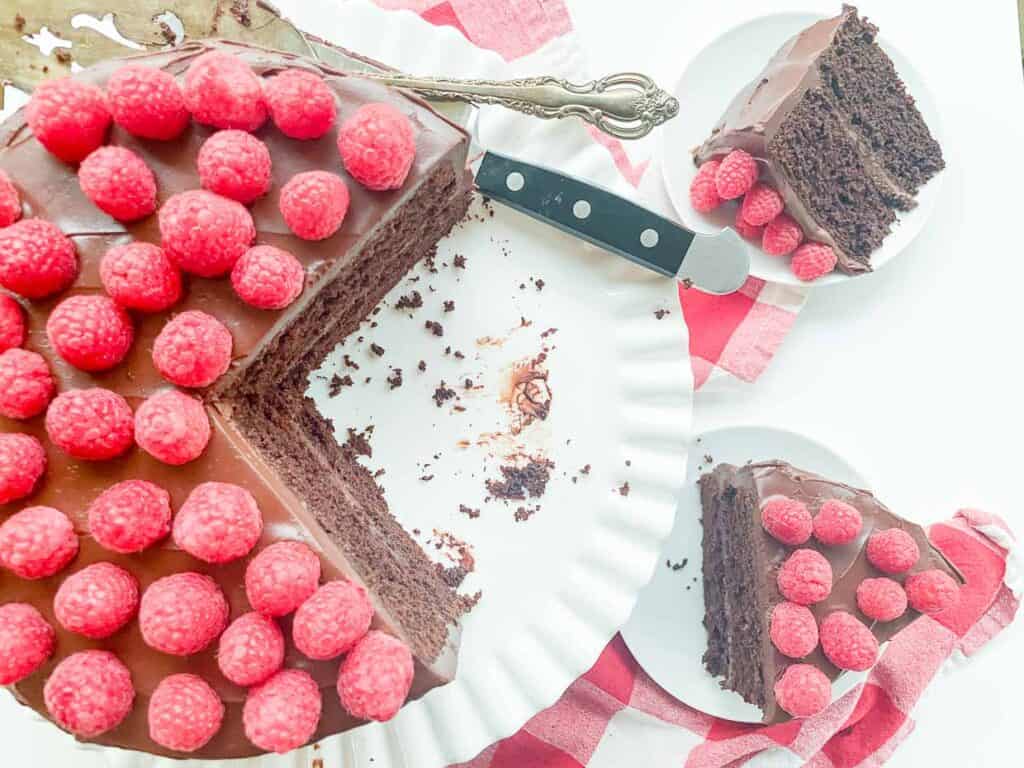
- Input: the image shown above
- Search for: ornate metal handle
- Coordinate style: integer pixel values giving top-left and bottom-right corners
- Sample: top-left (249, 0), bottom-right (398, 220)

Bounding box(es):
top-left (359, 71), bottom-right (679, 140)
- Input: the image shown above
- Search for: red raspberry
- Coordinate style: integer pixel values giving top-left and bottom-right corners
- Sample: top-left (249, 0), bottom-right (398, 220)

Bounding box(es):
top-left (46, 294), bottom-right (134, 372)
top-left (243, 669), bottom-right (322, 754)
top-left (106, 64), bottom-right (189, 141)
top-left (762, 213), bottom-right (803, 256)
top-left (218, 612), bottom-right (285, 686)
top-left (45, 387), bottom-right (134, 461)
top-left (813, 499), bottom-right (863, 546)
top-left (293, 579), bottom-right (373, 660)
top-left (245, 540), bottom-right (321, 617)
top-left (791, 242), bottom-right (837, 282)
top-left (761, 495), bottom-right (813, 545)
top-left (78, 146), bottom-right (157, 222)
top-left (197, 130), bottom-right (272, 204)
top-left (183, 51), bottom-right (268, 132)
top-left (769, 601), bottom-right (819, 658)
top-left (733, 205), bottom-right (763, 239)
top-left (231, 245), bottom-right (305, 310)
top-left (134, 389), bottom-right (211, 465)
top-left (777, 548), bottom-right (832, 605)
top-left (0, 348), bottom-right (55, 419)
top-left (714, 149), bottom-right (758, 200)
top-left (265, 69), bottom-right (337, 140)
top-left (87, 479), bottom-right (172, 554)
top-left (149, 674), bottom-right (224, 753)
top-left (0, 505), bottom-right (78, 579)
top-left (152, 310), bottom-right (233, 388)
top-left (0, 219), bottom-right (78, 299)
top-left (0, 433), bottom-right (46, 503)
top-left (0, 294), bottom-right (26, 352)
top-left (25, 78), bottom-right (110, 163)
top-left (173, 481), bottom-right (262, 564)
top-left (866, 528), bottom-right (920, 574)
top-left (905, 569), bottom-right (960, 615)
top-left (688, 160), bottom-right (721, 213)
top-left (338, 103), bottom-right (417, 191)
top-left (740, 183), bottom-right (784, 226)
top-left (0, 169), bottom-right (22, 228)
top-left (159, 190), bottom-right (255, 277)
top-left (819, 611), bottom-right (878, 671)
top-left (54, 562), bottom-right (139, 639)
top-left (44, 650), bottom-right (134, 737)
top-left (337, 630), bottom-right (414, 722)
top-left (0, 603), bottom-right (55, 684)
top-left (774, 663), bottom-right (830, 718)
top-left (100, 242), bottom-right (181, 313)
top-left (279, 171), bottom-right (349, 241)
top-left (139, 572), bottom-right (229, 656)
top-left (856, 577), bottom-right (907, 622)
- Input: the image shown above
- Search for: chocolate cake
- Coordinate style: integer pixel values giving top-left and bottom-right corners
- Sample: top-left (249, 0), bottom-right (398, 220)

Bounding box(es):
top-left (699, 461), bottom-right (961, 723)
top-left (0, 41), bottom-right (473, 757)
top-left (695, 6), bottom-right (944, 273)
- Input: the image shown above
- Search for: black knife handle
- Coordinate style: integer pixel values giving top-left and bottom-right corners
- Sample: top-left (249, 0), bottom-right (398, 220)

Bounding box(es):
top-left (475, 151), bottom-right (694, 278)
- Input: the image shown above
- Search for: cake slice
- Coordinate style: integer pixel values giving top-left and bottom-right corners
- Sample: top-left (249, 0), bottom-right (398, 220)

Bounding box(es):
top-left (694, 6), bottom-right (944, 274)
top-left (699, 461), bottom-right (961, 723)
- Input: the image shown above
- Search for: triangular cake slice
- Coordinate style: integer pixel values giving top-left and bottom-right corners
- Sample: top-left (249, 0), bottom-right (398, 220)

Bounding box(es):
top-left (699, 461), bottom-right (962, 723)
top-left (694, 5), bottom-right (944, 273)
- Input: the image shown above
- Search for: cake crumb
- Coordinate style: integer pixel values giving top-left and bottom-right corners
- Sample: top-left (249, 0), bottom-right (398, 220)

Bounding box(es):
top-left (654, 308), bottom-right (670, 320)
top-left (373, 469), bottom-right (386, 478)
top-left (704, 454), bottom-right (713, 464)
top-left (666, 558), bottom-right (689, 572)
top-left (387, 368), bottom-right (403, 390)
top-left (617, 482), bottom-right (631, 497)
top-left (395, 290), bottom-right (423, 310)
top-left (419, 474), bottom-right (434, 482)
top-left (425, 320), bottom-right (444, 337)
top-left (432, 381), bottom-right (456, 407)
top-left (459, 504), bottom-right (480, 520)
top-left (343, 426), bottom-right (374, 459)
top-left (328, 374), bottom-right (353, 397)
top-left (454, 350), bottom-right (464, 360)
top-left (343, 354), bottom-right (360, 370)
top-left (680, 278), bottom-right (694, 289)
top-left (443, 300), bottom-right (455, 313)
top-left (541, 327), bottom-right (558, 339)
top-left (580, 464), bottom-right (591, 475)
top-left (486, 455), bottom-right (553, 501)
top-left (534, 278), bottom-right (545, 291)
top-left (453, 254), bottom-right (467, 269)
top-left (370, 343), bottom-right (385, 357)
top-left (429, 529), bottom-right (475, 572)
top-left (417, 360), bottom-right (426, 372)
top-left (514, 506), bottom-right (537, 522)
top-left (463, 378), bottom-right (473, 390)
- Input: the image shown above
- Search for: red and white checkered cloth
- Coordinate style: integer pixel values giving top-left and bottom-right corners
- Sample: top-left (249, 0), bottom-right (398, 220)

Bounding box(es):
top-left (368, 2), bottom-right (1019, 766)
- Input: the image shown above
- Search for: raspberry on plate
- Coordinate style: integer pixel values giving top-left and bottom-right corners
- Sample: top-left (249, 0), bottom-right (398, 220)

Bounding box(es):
top-left (149, 674), bottom-right (225, 753)
top-left (774, 663), bottom-right (830, 718)
top-left (866, 528), bottom-right (920, 574)
top-left (762, 213), bottom-right (803, 256)
top-left (0, 219), bottom-right (78, 299)
top-left (689, 160), bottom-right (721, 213)
top-left (812, 499), bottom-right (863, 546)
top-left (777, 548), bottom-right (832, 605)
top-left (338, 103), bottom-right (417, 191)
top-left (100, 242), bottom-right (182, 313)
top-left (0, 348), bottom-right (56, 419)
top-left (0, 432), bottom-right (46, 504)
top-left (856, 577), bottom-right (907, 622)
top-left (733, 205), bottom-right (763, 240)
top-left (337, 630), bottom-right (414, 722)
top-left (905, 569), bottom-right (960, 615)
top-left (25, 78), bottom-right (111, 163)
top-left (769, 601), bottom-right (818, 659)
top-left (139, 572), bottom-right (229, 656)
top-left (0, 169), bottom-right (22, 228)
top-left (197, 130), bottom-right (272, 204)
top-left (173, 481), bottom-right (263, 564)
top-left (78, 146), bottom-right (157, 222)
top-left (243, 668), bottom-right (322, 754)
top-left (46, 294), bottom-right (134, 372)
top-left (45, 388), bottom-right (134, 461)
top-left (0, 293), bottom-right (26, 352)
top-left (87, 479), bottom-right (172, 554)
top-left (218, 612), bottom-right (285, 686)
top-left (760, 495), bottom-right (812, 545)
top-left (54, 562), bottom-right (139, 639)
top-left (714, 149), bottom-right (758, 200)
top-left (0, 603), bottom-right (55, 685)
top-left (231, 245), bottom-right (305, 310)
top-left (159, 190), bottom-right (255, 277)
top-left (184, 51), bottom-right (268, 132)
top-left (152, 310), bottom-right (233, 388)
top-left (245, 540), bottom-right (322, 617)
top-left (265, 69), bottom-right (337, 140)
top-left (106, 64), bottom-right (190, 141)
top-left (0, 505), bottom-right (78, 580)
top-left (791, 241), bottom-right (838, 282)
top-left (292, 579), bottom-right (373, 660)
top-left (134, 389), bottom-right (211, 465)
top-left (279, 171), bottom-right (349, 241)
top-left (819, 611), bottom-right (878, 671)
top-left (43, 650), bottom-right (134, 738)
top-left (740, 183), bottom-right (784, 226)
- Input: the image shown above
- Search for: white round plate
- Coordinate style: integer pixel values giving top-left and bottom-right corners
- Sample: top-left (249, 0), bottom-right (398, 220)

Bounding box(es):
top-left (660, 10), bottom-right (946, 288)
top-left (620, 425), bottom-right (869, 723)
top-left (0, 3), bottom-right (691, 768)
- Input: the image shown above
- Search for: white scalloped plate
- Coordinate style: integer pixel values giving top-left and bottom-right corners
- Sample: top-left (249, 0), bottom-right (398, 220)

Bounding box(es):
top-left (0, 3), bottom-right (691, 767)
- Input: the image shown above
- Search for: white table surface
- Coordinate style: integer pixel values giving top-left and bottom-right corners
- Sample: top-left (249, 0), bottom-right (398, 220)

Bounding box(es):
top-left (2, 1), bottom-right (1022, 766)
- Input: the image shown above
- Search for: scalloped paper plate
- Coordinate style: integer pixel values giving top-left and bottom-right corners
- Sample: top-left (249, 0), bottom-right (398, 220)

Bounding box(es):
top-left (0, 2), bottom-right (691, 767)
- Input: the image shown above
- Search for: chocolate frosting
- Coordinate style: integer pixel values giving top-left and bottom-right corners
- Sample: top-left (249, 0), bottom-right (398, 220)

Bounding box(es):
top-left (0, 40), bottom-right (470, 758)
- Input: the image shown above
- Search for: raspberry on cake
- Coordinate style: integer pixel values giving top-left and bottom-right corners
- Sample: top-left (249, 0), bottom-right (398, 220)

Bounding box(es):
top-left (25, 78), bottom-right (110, 162)
top-left (338, 630), bottom-right (415, 722)
top-left (149, 674), bottom-right (225, 753)
top-left (0, 603), bottom-right (55, 685)
top-left (218, 612), bottom-right (286, 686)
top-left (0, 433), bottom-right (46, 504)
top-left (790, 242), bottom-right (837, 282)
top-left (232, 245), bottom-right (305, 310)
top-left (279, 170), bottom-right (350, 241)
top-left (105, 64), bottom-right (190, 141)
top-left (0, 219), bottom-right (78, 299)
top-left (183, 51), bottom-right (268, 131)
top-left (159, 189), bottom-right (255, 277)
top-left (740, 183), bottom-right (784, 226)
top-left (152, 310), bottom-right (233, 388)
top-left (856, 577), bottom-right (907, 622)
top-left (139, 572), bottom-right (229, 656)
top-left (760, 495), bottom-right (812, 545)
top-left (172, 481), bottom-right (263, 563)
top-left (44, 651), bottom-right (135, 738)
top-left (46, 295), bottom-right (134, 372)
top-left (777, 549), bottom-right (832, 605)
top-left (0, 505), bottom-right (78, 579)
top-left (100, 242), bottom-right (182, 313)
top-left (0, 348), bottom-right (55, 419)
top-left (714, 149), bottom-right (758, 200)
top-left (243, 669), bottom-right (322, 754)
top-left (773, 664), bottom-right (830, 718)
top-left (78, 146), bottom-right (158, 222)
top-left (866, 528), bottom-right (920, 574)
top-left (293, 579), bottom-right (374, 660)
top-left (45, 387), bottom-right (135, 461)
top-left (87, 479), bottom-right (173, 554)
top-left (762, 214), bottom-right (803, 257)
top-left (812, 498), bottom-right (863, 545)
top-left (54, 562), bottom-right (140, 639)
top-left (688, 160), bottom-right (721, 213)
top-left (0, 294), bottom-right (26, 352)
top-left (338, 103), bottom-right (417, 191)
top-left (0, 169), bottom-right (22, 228)
top-left (265, 69), bottom-right (338, 140)
top-left (134, 389), bottom-right (211, 465)
top-left (197, 130), bottom-right (272, 203)
top-left (245, 540), bottom-right (322, 617)
top-left (769, 601), bottom-right (818, 659)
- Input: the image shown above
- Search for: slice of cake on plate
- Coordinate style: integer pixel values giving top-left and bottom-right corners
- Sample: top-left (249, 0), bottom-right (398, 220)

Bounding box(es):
top-left (690, 5), bottom-right (944, 280)
top-left (699, 460), bottom-right (962, 723)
